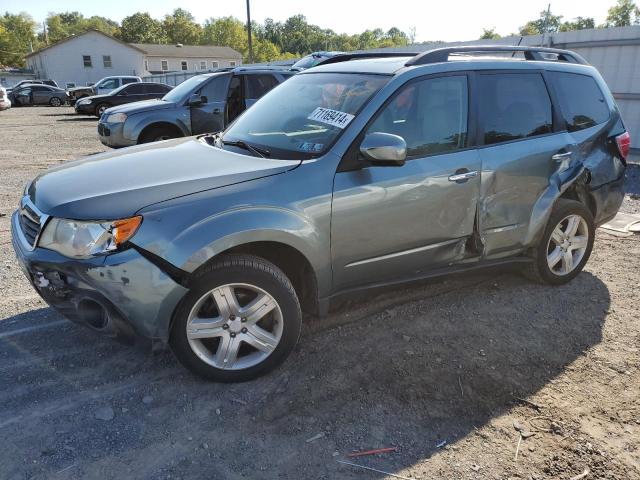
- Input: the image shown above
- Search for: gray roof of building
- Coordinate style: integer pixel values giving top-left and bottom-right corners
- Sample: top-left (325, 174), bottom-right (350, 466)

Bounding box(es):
top-left (132, 43), bottom-right (242, 59)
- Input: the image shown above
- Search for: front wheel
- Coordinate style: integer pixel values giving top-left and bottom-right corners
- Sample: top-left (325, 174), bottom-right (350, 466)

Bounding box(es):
top-left (95, 103), bottom-right (110, 117)
top-left (49, 97), bottom-right (62, 107)
top-left (139, 126), bottom-right (181, 144)
top-left (170, 254), bottom-right (302, 382)
top-left (525, 199), bottom-right (595, 285)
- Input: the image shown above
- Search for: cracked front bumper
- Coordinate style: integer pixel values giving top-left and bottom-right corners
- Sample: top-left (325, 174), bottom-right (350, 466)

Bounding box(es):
top-left (11, 211), bottom-right (187, 343)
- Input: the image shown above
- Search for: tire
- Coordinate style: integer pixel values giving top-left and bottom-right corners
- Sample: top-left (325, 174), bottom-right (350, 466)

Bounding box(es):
top-left (49, 97), bottom-right (62, 107)
top-left (139, 126), bottom-right (180, 144)
top-left (95, 103), bottom-right (111, 117)
top-left (525, 199), bottom-right (595, 285)
top-left (170, 254), bottom-right (302, 382)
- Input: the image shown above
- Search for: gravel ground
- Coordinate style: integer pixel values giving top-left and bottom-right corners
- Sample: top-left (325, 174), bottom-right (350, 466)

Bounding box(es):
top-left (0, 106), bottom-right (639, 480)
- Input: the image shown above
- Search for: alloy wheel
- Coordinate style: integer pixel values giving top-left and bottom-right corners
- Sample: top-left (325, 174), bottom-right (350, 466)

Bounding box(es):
top-left (546, 214), bottom-right (589, 275)
top-left (186, 283), bottom-right (283, 370)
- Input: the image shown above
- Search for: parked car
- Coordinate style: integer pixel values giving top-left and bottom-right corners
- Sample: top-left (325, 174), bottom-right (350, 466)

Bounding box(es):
top-left (67, 76), bottom-right (141, 104)
top-left (8, 84), bottom-right (67, 107)
top-left (0, 86), bottom-right (11, 110)
top-left (74, 82), bottom-right (173, 117)
top-left (7, 79), bottom-right (58, 93)
top-left (12, 46), bottom-right (627, 382)
top-left (97, 67), bottom-right (294, 147)
top-left (290, 51), bottom-right (344, 70)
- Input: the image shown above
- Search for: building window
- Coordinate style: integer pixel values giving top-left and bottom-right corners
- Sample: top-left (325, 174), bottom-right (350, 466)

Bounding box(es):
top-left (144, 60), bottom-right (149, 71)
top-left (181, 61), bottom-right (188, 71)
top-left (200, 61), bottom-right (206, 70)
top-left (229, 61), bottom-right (236, 67)
top-left (83, 55), bottom-right (92, 68)
top-left (103, 55), bottom-right (112, 68)
top-left (161, 60), bottom-right (168, 71)
top-left (211, 61), bottom-right (219, 69)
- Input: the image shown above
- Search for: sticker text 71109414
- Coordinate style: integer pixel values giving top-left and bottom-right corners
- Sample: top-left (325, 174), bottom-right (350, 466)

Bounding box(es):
top-left (307, 107), bottom-right (355, 129)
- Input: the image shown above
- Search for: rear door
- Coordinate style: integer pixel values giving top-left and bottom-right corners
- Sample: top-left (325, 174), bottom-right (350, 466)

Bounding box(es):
top-left (475, 71), bottom-right (575, 256)
top-left (190, 74), bottom-right (231, 134)
top-left (331, 73), bottom-right (481, 290)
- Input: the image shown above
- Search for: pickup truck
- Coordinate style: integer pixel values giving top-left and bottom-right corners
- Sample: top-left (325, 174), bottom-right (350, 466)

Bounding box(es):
top-left (67, 76), bottom-right (141, 104)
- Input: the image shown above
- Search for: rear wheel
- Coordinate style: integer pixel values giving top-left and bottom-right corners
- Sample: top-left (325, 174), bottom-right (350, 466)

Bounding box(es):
top-left (525, 199), bottom-right (594, 285)
top-left (170, 254), bottom-right (302, 382)
top-left (49, 97), bottom-right (62, 107)
top-left (95, 103), bottom-right (110, 117)
top-left (139, 126), bottom-right (181, 143)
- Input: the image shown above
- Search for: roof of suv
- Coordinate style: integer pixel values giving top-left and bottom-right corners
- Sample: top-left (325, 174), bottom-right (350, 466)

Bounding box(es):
top-left (303, 46), bottom-right (595, 77)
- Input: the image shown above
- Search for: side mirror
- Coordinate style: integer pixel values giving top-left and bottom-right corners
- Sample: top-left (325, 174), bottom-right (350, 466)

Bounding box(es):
top-left (188, 94), bottom-right (207, 106)
top-left (359, 132), bottom-right (407, 166)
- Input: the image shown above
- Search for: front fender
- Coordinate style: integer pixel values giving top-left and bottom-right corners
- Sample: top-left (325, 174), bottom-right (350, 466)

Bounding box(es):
top-left (137, 206), bottom-right (332, 297)
top-left (123, 109), bottom-right (191, 142)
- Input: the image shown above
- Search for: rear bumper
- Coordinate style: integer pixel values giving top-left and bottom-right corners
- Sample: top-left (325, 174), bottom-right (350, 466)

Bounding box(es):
top-left (11, 211), bottom-right (188, 343)
top-left (591, 173), bottom-right (625, 226)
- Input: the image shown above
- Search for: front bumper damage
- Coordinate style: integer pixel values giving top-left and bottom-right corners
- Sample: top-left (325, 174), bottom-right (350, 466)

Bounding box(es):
top-left (11, 212), bottom-right (188, 344)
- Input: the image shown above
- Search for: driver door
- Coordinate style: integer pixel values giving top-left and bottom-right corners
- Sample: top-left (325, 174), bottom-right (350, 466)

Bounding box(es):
top-left (190, 74), bottom-right (230, 134)
top-left (331, 74), bottom-right (481, 290)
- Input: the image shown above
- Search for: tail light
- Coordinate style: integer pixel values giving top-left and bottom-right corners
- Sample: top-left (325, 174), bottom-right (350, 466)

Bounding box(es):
top-left (615, 131), bottom-right (631, 161)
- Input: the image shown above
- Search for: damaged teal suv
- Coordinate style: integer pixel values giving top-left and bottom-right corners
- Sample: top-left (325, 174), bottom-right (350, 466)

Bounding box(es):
top-left (12, 46), bottom-right (628, 382)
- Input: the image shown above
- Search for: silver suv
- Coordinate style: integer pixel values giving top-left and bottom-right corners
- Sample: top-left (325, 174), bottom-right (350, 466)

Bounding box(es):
top-left (12, 46), bottom-right (628, 382)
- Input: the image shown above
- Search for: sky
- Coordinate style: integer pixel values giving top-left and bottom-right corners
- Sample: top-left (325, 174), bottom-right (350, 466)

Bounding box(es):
top-left (12, 0), bottom-right (612, 42)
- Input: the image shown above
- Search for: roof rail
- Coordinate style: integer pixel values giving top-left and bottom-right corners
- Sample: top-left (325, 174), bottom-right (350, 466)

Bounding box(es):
top-left (405, 45), bottom-right (589, 66)
top-left (317, 52), bottom-right (421, 66)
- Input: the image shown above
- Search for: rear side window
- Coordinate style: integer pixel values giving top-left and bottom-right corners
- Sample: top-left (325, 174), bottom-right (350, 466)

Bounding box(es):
top-left (479, 73), bottom-right (553, 145)
top-left (367, 75), bottom-right (469, 157)
top-left (125, 84), bottom-right (145, 94)
top-left (548, 72), bottom-right (609, 132)
top-left (122, 78), bottom-right (137, 85)
top-left (246, 74), bottom-right (280, 99)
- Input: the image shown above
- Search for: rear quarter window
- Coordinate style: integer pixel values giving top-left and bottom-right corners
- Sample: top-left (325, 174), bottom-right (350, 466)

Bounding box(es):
top-left (548, 72), bottom-right (610, 132)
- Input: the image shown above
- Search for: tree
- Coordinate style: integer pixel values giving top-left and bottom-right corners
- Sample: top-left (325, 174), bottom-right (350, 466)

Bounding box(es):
top-left (559, 17), bottom-right (595, 32)
top-left (480, 28), bottom-right (501, 39)
top-left (120, 12), bottom-right (165, 43)
top-left (519, 9), bottom-right (563, 35)
top-left (605, 0), bottom-right (640, 26)
top-left (163, 8), bottom-right (202, 45)
top-left (42, 12), bottom-right (119, 43)
top-left (0, 12), bottom-right (38, 66)
top-left (201, 17), bottom-right (247, 52)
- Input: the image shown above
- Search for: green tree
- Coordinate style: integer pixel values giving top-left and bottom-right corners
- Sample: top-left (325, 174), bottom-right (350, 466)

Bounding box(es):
top-left (519, 9), bottom-right (564, 35)
top-left (163, 8), bottom-right (201, 45)
top-left (480, 27), bottom-right (501, 39)
top-left (201, 16), bottom-right (246, 52)
top-left (120, 12), bottom-right (165, 43)
top-left (559, 16), bottom-right (595, 32)
top-left (0, 12), bottom-right (38, 66)
top-left (605, 0), bottom-right (640, 26)
top-left (43, 11), bottom-right (119, 43)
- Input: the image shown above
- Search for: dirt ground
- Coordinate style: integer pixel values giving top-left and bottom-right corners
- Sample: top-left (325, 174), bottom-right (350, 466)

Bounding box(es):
top-left (0, 106), bottom-right (638, 480)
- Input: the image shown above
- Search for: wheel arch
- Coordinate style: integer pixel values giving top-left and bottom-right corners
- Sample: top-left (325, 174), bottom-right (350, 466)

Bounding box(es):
top-left (138, 122), bottom-right (185, 143)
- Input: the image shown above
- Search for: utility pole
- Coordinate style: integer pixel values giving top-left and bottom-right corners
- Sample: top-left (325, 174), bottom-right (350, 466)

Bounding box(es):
top-left (541, 3), bottom-right (551, 46)
top-left (246, 0), bottom-right (253, 64)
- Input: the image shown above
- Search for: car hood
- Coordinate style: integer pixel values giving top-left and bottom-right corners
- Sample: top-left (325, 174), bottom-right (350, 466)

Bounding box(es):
top-left (80, 93), bottom-right (110, 103)
top-left (106, 99), bottom-right (175, 116)
top-left (28, 136), bottom-right (301, 220)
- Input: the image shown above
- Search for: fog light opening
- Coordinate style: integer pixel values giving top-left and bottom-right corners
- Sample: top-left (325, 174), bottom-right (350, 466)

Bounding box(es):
top-left (77, 299), bottom-right (109, 330)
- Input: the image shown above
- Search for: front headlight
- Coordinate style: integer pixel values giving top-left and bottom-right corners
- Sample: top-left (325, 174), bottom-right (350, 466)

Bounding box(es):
top-left (39, 216), bottom-right (142, 258)
top-left (105, 112), bottom-right (127, 123)
top-left (77, 98), bottom-right (92, 106)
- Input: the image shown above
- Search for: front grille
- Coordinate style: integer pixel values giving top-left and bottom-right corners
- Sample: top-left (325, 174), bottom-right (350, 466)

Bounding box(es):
top-left (19, 201), bottom-right (43, 248)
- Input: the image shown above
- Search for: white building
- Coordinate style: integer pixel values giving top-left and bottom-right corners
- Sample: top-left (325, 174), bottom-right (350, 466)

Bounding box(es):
top-left (25, 29), bottom-right (242, 88)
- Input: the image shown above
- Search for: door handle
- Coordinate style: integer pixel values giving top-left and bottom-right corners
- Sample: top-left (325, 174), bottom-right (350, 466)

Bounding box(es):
top-left (213, 108), bottom-right (221, 114)
top-left (448, 170), bottom-right (478, 182)
top-left (551, 151), bottom-right (572, 161)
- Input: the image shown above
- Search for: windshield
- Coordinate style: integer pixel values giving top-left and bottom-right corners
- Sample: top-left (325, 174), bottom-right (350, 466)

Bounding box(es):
top-left (221, 73), bottom-right (389, 159)
top-left (162, 74), bottom-right (218, 103)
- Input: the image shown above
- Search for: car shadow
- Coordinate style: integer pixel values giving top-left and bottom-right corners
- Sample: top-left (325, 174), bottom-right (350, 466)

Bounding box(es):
top-left (0, 268), bottom-right (609, 479)
top-left (56, 117), bottom-right (97, 122)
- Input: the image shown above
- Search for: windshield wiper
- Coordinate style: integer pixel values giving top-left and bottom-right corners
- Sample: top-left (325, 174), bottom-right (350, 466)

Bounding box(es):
top-left (221, 139), bottom-right (270, 158)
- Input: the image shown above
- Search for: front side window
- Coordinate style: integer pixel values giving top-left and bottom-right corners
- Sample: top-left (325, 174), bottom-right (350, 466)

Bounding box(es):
top-left (181, 61), bottom-right (188, 71)
top-left (103, 55), bottom-right (112, 68)
top-left (548, 72), bottom-right (609, 132)
top-left (162, 73), bottom-right (228, 103)
top-left (367, 75), bottom-right (468, 157)
top-left (222, 73), bottom-right (389, 159)
top-left (479, 73), bottom-right (553, 145)
top-left (83, 55), bottom-right (92, 68)
top-left (161, 60), bottom-right (168, 71)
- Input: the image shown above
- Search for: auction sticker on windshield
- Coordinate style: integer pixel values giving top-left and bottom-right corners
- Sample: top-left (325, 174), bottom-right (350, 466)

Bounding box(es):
top-left (307, 107), bottom-right (355, 129)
